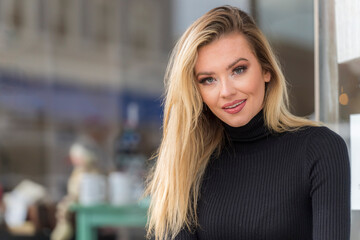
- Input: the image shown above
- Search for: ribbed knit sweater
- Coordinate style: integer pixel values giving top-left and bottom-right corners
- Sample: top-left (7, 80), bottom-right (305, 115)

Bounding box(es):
top-left (174, 110), bottom-right (350, 240)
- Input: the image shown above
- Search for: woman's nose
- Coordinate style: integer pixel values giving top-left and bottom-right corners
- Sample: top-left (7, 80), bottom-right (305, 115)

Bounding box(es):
top-left (220, 78), bottom-right (236, 98)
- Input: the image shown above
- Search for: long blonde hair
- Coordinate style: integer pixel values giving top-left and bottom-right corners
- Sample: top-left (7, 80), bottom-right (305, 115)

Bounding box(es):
top-left (145, 5), bottom-right (318, 240)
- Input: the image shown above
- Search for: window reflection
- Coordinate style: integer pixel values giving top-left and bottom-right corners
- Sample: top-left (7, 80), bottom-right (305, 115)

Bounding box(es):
top-left (339, 58), bottom-right (360, 120)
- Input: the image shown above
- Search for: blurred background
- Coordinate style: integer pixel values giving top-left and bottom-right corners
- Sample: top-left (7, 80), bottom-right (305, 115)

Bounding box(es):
top-left (0, 0), bottom-right (358, 239)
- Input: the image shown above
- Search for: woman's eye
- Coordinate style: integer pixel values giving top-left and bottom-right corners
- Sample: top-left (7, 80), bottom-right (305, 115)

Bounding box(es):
top-left (233, 66), bottom-right (247, 75)
top-left (199, 77), bottom-right (215, 84)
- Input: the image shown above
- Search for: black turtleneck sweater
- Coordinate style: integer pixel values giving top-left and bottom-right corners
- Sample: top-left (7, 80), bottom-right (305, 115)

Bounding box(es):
top-left (174, 111), bottom-right (350, 240)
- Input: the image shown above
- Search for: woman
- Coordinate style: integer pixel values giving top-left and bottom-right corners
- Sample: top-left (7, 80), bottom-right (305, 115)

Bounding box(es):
top-left (145, 5), bottom-right (350, 240)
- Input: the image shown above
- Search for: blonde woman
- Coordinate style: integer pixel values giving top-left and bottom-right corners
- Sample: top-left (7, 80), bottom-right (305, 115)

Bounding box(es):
top-left (145, 5), bottom-right (350, 240)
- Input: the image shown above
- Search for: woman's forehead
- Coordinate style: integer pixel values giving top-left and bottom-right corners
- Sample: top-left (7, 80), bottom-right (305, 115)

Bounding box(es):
top-left (195, 33), bottom-right (256, 71)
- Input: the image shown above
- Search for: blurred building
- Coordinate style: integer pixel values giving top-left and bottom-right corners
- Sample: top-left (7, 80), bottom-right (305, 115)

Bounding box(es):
top-left (0, 0), bottom-right (171, 200)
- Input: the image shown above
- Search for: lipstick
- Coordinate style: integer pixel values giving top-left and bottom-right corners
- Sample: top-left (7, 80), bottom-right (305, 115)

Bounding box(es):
top-left (222, 99), bottom-right (246, 114)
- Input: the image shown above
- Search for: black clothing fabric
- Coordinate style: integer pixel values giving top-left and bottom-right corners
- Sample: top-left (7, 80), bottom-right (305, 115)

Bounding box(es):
top-left (175, 110), bottom-right (350, 240)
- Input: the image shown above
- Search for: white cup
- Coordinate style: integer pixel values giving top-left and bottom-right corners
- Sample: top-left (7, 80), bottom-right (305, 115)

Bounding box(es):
top-left (79, 173), bottom-right (107, 205)
top-left (108, 171), bottom-right (132, 206)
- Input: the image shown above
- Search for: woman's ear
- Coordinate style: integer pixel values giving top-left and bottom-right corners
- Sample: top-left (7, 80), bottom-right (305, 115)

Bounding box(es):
top-left (263, 70), bottom-right (271, 83)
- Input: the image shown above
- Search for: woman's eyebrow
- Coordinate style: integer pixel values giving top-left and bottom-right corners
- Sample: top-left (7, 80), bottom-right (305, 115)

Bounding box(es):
top-left (226, 57), bottom-right (249, 70)
top-left (196, 71), bottom-right (214, 78)
top-left (195, 57), bottom-right (249, 78)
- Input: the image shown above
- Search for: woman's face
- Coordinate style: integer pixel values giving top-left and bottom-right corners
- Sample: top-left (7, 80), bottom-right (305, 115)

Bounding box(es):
top-left (195, 32), bottom-right (270, 127)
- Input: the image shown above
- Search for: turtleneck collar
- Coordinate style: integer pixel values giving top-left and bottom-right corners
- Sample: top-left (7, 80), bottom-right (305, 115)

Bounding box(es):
top-left (222, 109), bottom-right (270, 142)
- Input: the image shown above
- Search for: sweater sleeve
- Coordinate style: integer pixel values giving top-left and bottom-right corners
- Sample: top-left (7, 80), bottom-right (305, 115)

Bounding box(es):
top-left (306, 127), bottom-right (351, 240)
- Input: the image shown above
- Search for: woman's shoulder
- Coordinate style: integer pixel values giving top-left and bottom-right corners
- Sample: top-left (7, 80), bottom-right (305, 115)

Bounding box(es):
top-left (294, 126), bottom-right (349, 163)
top-left (286, 125), bottom-right (344, 141)
top-left (281, 125), bottom-right (347, 152)
top-left (298, 125), bottom-right (345, 142)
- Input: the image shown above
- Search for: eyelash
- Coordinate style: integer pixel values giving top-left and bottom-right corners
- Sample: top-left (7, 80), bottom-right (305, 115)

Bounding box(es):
top-left (199, 77), bottom-right (215, 84)
top-left (233, 65), bottom-right (247, 75)
top-left (198, 65), bottom-right (248, 85)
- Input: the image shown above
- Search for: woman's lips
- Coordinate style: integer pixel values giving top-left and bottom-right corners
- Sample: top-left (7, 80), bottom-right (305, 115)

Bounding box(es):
top-left (222, 99), bottom-right (246, 114)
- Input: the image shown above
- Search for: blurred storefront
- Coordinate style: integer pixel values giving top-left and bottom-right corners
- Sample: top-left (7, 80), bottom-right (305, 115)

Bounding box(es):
top-left (0, 0), bottom-right (169, 197)
top-left (0, 0), bottom-right (170, 238)
top-left (0, 0), bottom-right (358, 239)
